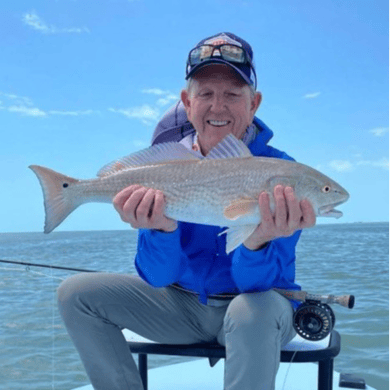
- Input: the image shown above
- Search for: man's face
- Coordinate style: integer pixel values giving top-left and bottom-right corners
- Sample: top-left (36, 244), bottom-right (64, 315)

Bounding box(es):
top-left (181, 65), bottom-right (261, 155)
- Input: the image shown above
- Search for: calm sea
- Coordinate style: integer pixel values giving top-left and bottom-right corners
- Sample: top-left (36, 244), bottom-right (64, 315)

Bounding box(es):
top-left (0, 222), bottom-right (388, 390)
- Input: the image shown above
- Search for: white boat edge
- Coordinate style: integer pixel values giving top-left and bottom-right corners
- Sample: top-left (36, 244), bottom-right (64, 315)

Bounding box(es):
top-left (71, 329), bottom-right (377, 390)
top-left (72, 358), bottom-right (376, 390)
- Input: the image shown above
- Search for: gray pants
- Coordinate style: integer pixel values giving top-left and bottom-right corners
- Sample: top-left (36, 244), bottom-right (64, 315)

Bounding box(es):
top-left (57, 273), bottom-right (295, 390)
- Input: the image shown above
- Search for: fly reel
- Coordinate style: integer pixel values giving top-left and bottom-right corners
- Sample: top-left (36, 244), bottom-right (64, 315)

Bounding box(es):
top-left (293, 300), bottom-right (336, 341)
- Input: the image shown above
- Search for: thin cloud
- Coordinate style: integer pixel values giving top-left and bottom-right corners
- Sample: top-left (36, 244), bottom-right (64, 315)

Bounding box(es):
top-left (23, 12), bottom-right (50, 33)
top-left (109, 105), bottom-right (160, 125)
top-left (303, 92), bottom-right (321, 99)
top-left (156, 94), bottom-right (178, 107)
top-left (357, 158), bottom-right (389, 170)
top-left (6, 106), bottom-right (97, 117)
top-left (328, 160), bottom-right (353, 172)
top-left (0, 92), bottom-right (45, 116)
top-left (110, 88), bottom-right (179, 125)
top-left (0, 92), bottom-right (33, 106)
top-left (22, 11), bottom-right (90, 34)
top-left (8, 105), bottom-right (47, 117)
top-left (0, 92), bottom-right (97, 117)
top-left (142, 89), bottom-right (178, 107)
top-left (369, 127), bottom-right (388, 137)
top-left (48, 109), bottom-right (95, 116)
top-left (327, 157), bottom-right (389, 172)
top-left (142, 88), bottom-right (169, 96)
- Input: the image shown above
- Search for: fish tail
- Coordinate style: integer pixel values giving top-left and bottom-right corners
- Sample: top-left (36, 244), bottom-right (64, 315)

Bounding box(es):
top-left (29, 165), bottom-right (80, 233)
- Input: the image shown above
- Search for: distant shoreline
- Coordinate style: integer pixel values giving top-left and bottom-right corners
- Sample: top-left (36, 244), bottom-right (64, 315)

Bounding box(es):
top-left (1, 221), bottom-right (388, 235)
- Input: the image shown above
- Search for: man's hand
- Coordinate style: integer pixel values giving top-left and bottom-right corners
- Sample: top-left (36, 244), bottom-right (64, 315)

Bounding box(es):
top-left (244, 185), bottom-right (316, 250)
top-left (113, 185), bottom-right (178, 232)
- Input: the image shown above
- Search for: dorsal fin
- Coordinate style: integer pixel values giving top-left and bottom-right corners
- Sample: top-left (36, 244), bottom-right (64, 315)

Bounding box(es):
top-left (97, 142), bottom-right (202, 177)
top-left (206, 134), bottom-right (253, 159)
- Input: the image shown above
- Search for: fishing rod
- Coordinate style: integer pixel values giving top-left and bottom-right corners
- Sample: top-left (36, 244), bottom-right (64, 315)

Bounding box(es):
top-left (1, 258), bottom-right (355, 341)
top-left (0, 258), bottom-right (97, 273)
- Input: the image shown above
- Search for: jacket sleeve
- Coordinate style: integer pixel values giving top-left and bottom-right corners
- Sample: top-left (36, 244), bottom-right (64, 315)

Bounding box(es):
top-left (135, 227), bottom-right (189, 287)
top-left (231, 230), bottom-right (301, 292)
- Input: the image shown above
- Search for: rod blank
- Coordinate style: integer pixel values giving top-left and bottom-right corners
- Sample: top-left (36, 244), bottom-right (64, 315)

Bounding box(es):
top-left (0, 258), bottom-right (355, 310)
top-left (0, 258), bottom-right (97, 273)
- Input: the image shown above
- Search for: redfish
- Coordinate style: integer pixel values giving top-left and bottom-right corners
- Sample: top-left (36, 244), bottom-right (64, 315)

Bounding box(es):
top-left (30, 135), bottom-right (349, 253)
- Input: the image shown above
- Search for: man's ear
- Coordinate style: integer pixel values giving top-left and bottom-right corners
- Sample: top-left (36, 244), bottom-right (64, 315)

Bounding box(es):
top-left (181, 89), bottom-right (191, 117)
top-left (247, 91), bottom-right (262, 126)
top-left (251, 92), bottom-right (262, 114)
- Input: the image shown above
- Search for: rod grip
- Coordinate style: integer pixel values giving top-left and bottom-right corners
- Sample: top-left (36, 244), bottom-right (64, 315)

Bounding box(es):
top-left (336, 294), bottom-right (355, 308)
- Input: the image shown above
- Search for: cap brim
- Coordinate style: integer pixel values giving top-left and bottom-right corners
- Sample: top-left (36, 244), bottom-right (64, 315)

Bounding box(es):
top-left (186, 59), bottom-right (254, 86)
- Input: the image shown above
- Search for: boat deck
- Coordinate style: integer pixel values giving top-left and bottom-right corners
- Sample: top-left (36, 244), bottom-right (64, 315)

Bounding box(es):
top-left (74, 357), bottom-right (375, 389)
top-left (73, 329), bottom-right (376, 390)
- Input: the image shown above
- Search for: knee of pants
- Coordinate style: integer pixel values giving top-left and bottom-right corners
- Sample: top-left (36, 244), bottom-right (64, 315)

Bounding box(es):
top-left (223, 290), bottom-right (293, 334)
top-left (57, 273), bottom-right (93, 317)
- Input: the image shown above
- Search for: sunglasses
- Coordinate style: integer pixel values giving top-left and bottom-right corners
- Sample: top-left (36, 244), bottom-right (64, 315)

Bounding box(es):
top-left (188, 44), bottom-right (252, 67)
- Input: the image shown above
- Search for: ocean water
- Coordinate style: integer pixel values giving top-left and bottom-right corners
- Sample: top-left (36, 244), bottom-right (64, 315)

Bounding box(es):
top-left (0, 222), bottom-right (388, 390)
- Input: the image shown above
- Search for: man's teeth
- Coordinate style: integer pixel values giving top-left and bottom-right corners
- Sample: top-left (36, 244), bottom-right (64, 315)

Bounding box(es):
top-left (208, 120), bottom-right (229, 126)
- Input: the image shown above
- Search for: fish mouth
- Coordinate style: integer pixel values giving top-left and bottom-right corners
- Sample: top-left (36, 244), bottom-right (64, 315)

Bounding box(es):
top-left (318, 201), bottom-right (346, 219)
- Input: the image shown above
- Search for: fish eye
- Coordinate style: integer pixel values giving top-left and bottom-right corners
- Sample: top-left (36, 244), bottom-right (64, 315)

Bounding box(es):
top-left (63, 183), bottom-right (69, 188)
top-left (322, 185), bottom-right (331, 193)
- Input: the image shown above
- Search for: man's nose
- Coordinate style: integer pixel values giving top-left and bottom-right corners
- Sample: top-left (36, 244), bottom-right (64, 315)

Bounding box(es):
top-left (209, 94), bottom-right (226, 112)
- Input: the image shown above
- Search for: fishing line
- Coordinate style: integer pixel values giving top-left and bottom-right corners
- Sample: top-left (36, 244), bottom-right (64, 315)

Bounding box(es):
top-left (2, 258), bottom-right (325, 389)
top-left (28, 267), bottom-right (66, 282)
top-left (50, 265), bottom-right (56, 390)
top-left (0, 266), bottom-right (24, 272)
top-left (281, 340), bottom-right (306, 390)
top-left (0, 265), bottom-right (66, 281)
top-left (0, 260), bottom-right (85, 389)
top-left (280, 337), bottom-right (311, 390)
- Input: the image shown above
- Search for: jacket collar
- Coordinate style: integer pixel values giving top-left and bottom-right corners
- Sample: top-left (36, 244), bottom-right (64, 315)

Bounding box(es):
top-left (248, 117), bottom-right (274, 155)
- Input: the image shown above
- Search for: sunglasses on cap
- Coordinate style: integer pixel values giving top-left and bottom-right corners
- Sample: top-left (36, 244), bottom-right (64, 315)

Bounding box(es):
top-left (188, 43), bottom-right (251, 67)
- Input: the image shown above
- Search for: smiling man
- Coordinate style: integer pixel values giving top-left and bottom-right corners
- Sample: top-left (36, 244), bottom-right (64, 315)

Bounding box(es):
top-left (58, 33), bottom-right (316, 390)
top-left (181, 65), bottom-right (261, 156)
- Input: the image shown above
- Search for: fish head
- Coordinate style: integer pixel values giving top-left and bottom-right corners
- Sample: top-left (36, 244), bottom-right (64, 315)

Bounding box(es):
top-left (294, 171), bottom-right (350, 219)
top-left (267, 166), bottom-right (349, 219)
top-left (315, 183), bottom-right (349, 218)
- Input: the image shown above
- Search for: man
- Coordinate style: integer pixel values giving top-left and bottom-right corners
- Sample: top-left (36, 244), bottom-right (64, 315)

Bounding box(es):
top-left (58, 32), bottom-right (316, 390)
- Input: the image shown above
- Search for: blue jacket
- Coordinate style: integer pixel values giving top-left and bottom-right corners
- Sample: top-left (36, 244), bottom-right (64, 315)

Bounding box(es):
top-left (135, 117), bottom-right (301, 304)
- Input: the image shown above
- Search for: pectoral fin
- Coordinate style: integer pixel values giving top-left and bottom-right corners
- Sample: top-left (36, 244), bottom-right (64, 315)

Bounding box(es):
top-left (220, 224), bottom-right (259, 254)
top-left (224, 198), bottom-right (258, 220)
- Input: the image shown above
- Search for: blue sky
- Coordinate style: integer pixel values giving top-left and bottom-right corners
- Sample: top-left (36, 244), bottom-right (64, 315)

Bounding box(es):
top-left (0, 0), bottom-right (388, 233)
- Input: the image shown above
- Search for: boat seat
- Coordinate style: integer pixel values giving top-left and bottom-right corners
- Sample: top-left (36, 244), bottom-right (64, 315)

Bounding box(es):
top-left (123, 329), bottom-right (341, 390)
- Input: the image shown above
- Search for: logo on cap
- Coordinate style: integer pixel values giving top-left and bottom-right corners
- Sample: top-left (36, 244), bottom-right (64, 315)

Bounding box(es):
top-left (204, 33), bottom-right (243, 48)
